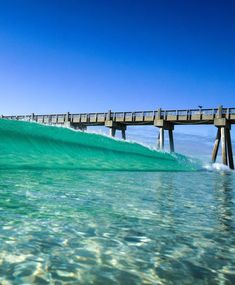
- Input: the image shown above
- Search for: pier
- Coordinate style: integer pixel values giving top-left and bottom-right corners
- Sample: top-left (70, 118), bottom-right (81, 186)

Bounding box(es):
top-left (2, 106), bottom-right (235, 169)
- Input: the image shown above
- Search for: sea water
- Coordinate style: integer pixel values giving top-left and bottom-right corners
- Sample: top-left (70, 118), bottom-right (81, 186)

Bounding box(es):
top-left (0, 120), bottom-right (234, 284)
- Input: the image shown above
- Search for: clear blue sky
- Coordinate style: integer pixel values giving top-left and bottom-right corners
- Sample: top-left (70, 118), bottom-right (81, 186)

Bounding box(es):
top-left (0, 0), bottom-right (234, 115)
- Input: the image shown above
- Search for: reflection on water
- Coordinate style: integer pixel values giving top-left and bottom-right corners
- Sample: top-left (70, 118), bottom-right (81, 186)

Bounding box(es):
top-left (0, 169), bottom-right (235, 284)
top-left (214, 173), bottom-right (234, 233)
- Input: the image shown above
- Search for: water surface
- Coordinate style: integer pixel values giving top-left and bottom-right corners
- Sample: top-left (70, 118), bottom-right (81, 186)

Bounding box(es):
top-left (0, 120), bottom-right (234, 284)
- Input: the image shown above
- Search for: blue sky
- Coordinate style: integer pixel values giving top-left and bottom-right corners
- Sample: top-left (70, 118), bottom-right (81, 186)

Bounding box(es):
top-left (0, 0), bottom-right (234, 137)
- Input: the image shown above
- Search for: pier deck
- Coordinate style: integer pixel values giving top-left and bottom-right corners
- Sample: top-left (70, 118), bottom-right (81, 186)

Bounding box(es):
top-left (2, 107), bottom-right (235, 126)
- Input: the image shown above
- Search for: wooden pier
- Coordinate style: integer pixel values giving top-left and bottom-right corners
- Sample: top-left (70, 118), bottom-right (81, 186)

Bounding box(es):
top-left (2, 106), bottom-right (235, 169)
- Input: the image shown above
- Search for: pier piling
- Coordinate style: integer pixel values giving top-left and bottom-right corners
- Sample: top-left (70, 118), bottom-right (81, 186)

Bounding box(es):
top-left (221, 127), bottom-right (228, 166)
top-left (159, 128), bottom-right (164, 150)
top-left (105, 117), bottom-right (126, 140)
top-left (212, 128), bottom-right (221, 163)
top-left (169, 129), bottom-right (175, 153)
top-left (156, 128), bottom-right (175, 152)
top-left (213, 108), bottom-right (234, 169)
top-left (157, 133), bottom-right (160, 150)
top-left (154, 118), bottom-right (174, 152)
top-left (226, 128), bottom-right (234, 169)
top-left (121, 129), bottom-right (126, 140)
top-left (110, 128), bottom-right (116, 137)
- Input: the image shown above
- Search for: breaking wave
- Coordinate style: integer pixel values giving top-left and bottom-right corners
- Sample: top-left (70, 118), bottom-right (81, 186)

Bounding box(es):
top-left (0, 119), bottom-right (199, 171)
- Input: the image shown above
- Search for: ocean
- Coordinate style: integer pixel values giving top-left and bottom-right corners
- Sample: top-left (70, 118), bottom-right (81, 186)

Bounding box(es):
top-left (0, 119), bottom-right (234, 284)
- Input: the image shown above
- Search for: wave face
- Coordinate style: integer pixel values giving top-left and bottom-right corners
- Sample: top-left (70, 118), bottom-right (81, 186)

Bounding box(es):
top-left (0, 119), bottom-right (198, 171)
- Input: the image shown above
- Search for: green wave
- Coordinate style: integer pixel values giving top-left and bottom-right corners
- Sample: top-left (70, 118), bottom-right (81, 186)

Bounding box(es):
top-left (0, 119), bottom-right (198, 171)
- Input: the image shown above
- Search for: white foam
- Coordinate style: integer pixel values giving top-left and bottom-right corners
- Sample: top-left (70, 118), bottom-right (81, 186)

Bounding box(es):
top-left (204, 162), bottom-right (233, 172)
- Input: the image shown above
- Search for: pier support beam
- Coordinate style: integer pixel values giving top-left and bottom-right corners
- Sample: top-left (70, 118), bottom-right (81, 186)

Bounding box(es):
top-left (226, 128), bottom-right (234, 169)
top-left (212, 128), bottom-right (221, 163)
top-left (213, 118), bottom-right (234, 169)
top-left (105, 120), bottom-right (126, 140)
top-left (121, 129), bottom-right (126, 140)
top-left (221, 127), bottom-right (227, 166)
top-left (157, 133), bottom-right (160, 150)
top-left (169, 129), bottom-right (175, 153)
top-left (154, 119), bottom-right (174, 152)
top-left (159, 128), bottom-right (164, 150)
top-left (109, 127), bottom-right (116, 137)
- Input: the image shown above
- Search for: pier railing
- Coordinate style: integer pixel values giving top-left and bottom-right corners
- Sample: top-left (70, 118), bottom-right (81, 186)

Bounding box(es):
top-left (2, 107), bottom-right (235, 125)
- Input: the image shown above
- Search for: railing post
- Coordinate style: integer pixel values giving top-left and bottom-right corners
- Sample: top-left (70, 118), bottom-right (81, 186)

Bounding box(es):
top-left (123, 112), bottom-right (126, 122)
top-left (199, 108), bottom-right (202, 120)
top-left (107, 110), bottom-right (112, 121)
top-left (164, 110), bottom-right (167, 120)
top-left (31, 113), bottom-right (35, 121)
top-left (217, 105), bottom-right (223, 119)
top-left (157, 108), bottom-right (161, 120)
top-left (212, 109), bottom-right (215, 119)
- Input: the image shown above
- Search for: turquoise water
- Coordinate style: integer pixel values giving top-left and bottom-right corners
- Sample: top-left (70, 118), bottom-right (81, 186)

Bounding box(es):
top-left (0, 120), bottom-right (235, 284)
top-left (0, 120), bottom-right (198, 172)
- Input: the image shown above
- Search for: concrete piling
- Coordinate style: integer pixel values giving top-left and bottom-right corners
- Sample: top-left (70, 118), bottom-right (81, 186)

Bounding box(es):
top-left (121, 129), bottom-right (126, 140)
top-left (157, 133), bottom-right (160, 150)
top-left (159, 128), bottom-right (164, 150)
top-left (154, 118), bottom-right (174, 152)
top-left (226, 128), bottom-right (234, 169)
top-left (105, 114), bottom-right (126, 140)
top-left (212, 107), bottom-right (234, 169)
top-left (110, 128), bottom-right (116, 137)
top-left (221, 127), bottom-right (228, 166)
top-left (157, 128), bottom-right (175, 152)
top-left (212, 128), bottom-right (221, 163)
top-left (169, 129), bottom-right (175, 153)
top-left (108, 126), bottom-right (126, 139)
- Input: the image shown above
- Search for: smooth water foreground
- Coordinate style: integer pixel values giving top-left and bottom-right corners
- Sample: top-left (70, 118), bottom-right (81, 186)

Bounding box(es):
top-left (0, 120), bottom-right (235, 284)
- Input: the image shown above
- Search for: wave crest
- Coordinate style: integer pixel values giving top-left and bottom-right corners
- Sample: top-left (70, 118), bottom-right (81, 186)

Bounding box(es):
top-left (0, 119), bottom-right (199, 171)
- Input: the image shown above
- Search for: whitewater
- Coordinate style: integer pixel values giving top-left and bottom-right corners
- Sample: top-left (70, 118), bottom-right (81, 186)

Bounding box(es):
top-left (0, 119), bottom-right (234, 285)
